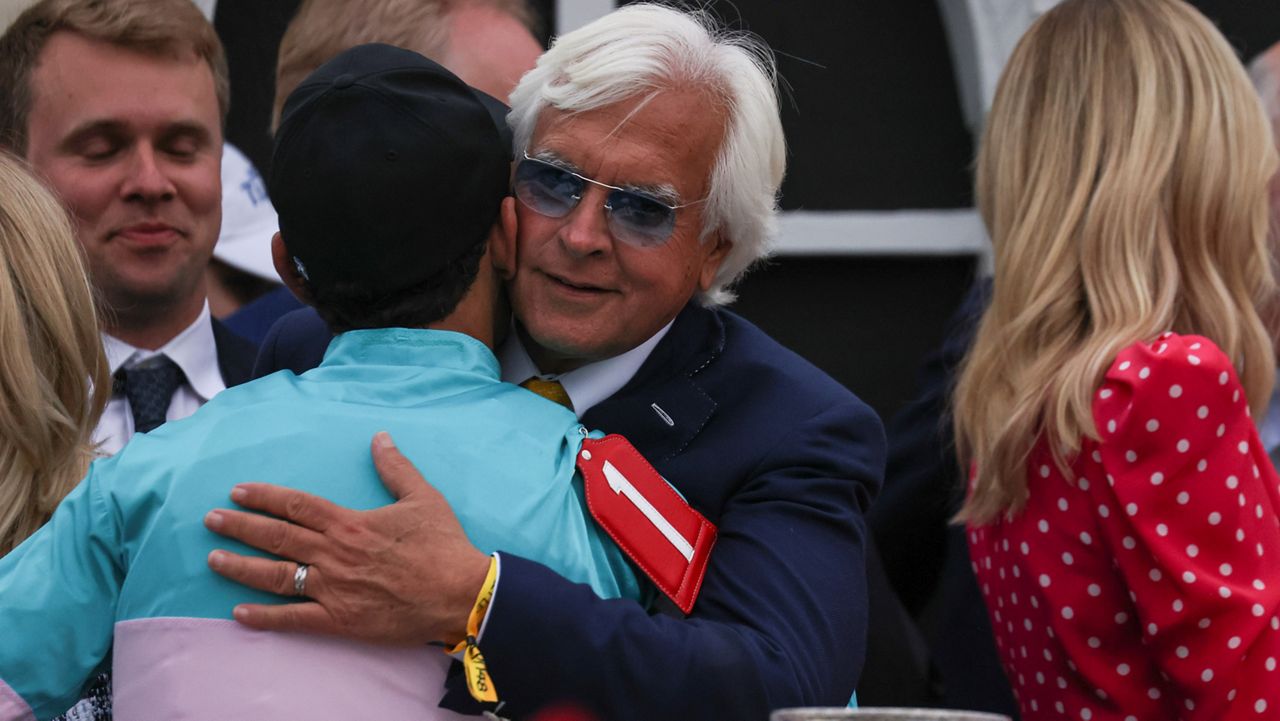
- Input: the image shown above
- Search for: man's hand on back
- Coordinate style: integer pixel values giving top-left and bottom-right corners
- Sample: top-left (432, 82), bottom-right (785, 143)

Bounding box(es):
top-left (204, 431), bottom-right (490, 646)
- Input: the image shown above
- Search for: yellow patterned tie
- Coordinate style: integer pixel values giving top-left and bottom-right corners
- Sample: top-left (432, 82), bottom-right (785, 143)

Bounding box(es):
top-left (520, 377), bottom-right (573, 411)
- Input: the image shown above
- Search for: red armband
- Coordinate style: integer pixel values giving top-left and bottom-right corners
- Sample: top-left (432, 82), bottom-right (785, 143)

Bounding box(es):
top-left (576, 434), bottom-right (717, 614)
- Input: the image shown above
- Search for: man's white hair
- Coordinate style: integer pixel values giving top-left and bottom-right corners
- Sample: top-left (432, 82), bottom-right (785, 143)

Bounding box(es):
top-left (507, 2), bottom-right (785, 305)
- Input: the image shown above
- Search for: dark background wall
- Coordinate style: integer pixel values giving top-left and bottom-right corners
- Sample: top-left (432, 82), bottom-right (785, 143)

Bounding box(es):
top-left (621, 0), bottom-right (975, 211)
top-left (214, 0), bottom-right (302, 177)
top-left (731, 255), bottom-right (977, 418)
top-left (1194, 0), bottom-right (1280, 60)
top-left (617, 0), bottom-right (979, 419)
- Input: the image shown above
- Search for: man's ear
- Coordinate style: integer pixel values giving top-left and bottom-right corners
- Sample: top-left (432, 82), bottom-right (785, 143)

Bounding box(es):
top-left (697, 233), bottom-right (732, 292)
top-left (489, 196), bottom-right (519, 281)
top-left (271, 232), bottom-right (314, 304)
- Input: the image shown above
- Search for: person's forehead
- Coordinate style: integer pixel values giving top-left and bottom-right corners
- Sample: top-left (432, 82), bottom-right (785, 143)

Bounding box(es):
top-left (528, 89), bottom-right (726, 190)
top-left (438, 4), bottom-right (541, 101)
top-left (30, 31), bottom-right (219, 131)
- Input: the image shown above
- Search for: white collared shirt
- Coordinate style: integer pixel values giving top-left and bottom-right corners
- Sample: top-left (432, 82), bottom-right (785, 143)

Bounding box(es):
top-left (94, 303), bottom-right (226, 456)
top-left (482, 322), bottom-right (673, 649)
top-left (498, 320), bottom-right (674, 417)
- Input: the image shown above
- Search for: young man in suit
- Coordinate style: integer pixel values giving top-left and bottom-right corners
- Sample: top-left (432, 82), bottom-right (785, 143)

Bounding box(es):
top-left (0, 0), bottom-right (256, 454)
top-left (209, 5), bottom-right (886, 719)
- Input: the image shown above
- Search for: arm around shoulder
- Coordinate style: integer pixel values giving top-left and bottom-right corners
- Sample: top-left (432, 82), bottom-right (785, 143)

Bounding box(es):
top-left (476, 397), bottom-right (886, 720)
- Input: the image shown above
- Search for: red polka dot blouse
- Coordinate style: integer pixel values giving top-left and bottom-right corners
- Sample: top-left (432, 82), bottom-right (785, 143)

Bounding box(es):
top-left (968, 333), bottom-right (1280, 720)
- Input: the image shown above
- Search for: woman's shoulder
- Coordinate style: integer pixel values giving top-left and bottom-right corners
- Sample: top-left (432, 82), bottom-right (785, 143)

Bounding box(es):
top-left (1105, 332), bottom-right (1232, 379)
top-left (1099, 333), bottom-right (1236, 407)
top-left (1093, 332), bottom-right (1243, 444)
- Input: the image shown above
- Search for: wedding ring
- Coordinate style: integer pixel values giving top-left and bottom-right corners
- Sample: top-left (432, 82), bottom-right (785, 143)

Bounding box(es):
top-left (293, 563), bottom-right (309, 597)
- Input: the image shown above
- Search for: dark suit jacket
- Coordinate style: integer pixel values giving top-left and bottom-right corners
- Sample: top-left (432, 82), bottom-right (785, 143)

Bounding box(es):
top-left (868, 279), bottom-right (1017, 716)
top-left (253, 302), bottom-right (885, 720)
top-left (250, 305), bottom-right (330, 378)
top-left (211, 317), bottom-right (259, 388)
top-left (225, 286), bottom-right (305, 347)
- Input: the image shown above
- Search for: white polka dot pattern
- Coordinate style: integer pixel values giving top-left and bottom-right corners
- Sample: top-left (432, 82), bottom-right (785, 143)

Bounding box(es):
top-left (967, 335), bottom-right (1280, 720)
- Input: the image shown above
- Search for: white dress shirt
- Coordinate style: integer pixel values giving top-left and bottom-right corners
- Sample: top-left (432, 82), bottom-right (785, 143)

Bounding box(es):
top-left (472, 320), bottom-right (673, 649)
top-left (497, 320), bottom-right (674, 417)
top-left (94, 303), bottom-right (226, 456)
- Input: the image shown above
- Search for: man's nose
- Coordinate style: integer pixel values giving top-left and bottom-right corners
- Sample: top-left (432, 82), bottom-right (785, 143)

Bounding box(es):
top-left (557, 185), bottom-right (613, 257)
top-left (120, 145), bottom-right (177, 202)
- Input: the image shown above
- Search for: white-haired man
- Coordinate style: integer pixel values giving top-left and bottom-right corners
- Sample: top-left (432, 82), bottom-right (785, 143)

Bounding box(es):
top-left (207, 5), bottom-right (885, 719)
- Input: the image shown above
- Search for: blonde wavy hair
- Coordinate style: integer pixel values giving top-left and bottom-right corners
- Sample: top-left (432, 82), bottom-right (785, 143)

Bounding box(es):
top-left (0, 152), bottom-right (109, 555)
top-left (954, 0), bottom-right (1278, 525)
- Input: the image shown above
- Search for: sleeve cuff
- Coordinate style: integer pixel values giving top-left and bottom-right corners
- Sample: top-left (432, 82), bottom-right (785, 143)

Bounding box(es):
top-left (475, 552), bottom-right (501, 643)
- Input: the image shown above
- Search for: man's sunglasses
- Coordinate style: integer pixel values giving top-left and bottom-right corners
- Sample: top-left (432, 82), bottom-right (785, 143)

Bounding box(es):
top-left (513, 152), bottom-right (703, 247)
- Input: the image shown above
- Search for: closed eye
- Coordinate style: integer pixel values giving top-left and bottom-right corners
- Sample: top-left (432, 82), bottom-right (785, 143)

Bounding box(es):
top-left (158, 126), bottom-right (212, 161)
top-left (69, 132), bottom-right (124, 162)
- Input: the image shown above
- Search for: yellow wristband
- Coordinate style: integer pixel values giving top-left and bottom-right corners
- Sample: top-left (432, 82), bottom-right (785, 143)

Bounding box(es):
top-left (444, 554), bottom-right (499, 703)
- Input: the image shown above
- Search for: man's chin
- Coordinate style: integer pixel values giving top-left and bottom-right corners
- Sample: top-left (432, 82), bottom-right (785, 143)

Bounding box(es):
top-left (99, 278), bottom-right (203, 316)
top-left (516, 319), bottom-right (615, 374)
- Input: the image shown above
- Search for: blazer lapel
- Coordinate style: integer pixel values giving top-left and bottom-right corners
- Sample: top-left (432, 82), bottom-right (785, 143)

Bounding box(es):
top-left (582, 304), bottom-right (723, 463)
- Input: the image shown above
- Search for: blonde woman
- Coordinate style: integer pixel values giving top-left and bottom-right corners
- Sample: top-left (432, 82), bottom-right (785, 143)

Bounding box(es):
top-left (0, 151), bottom-right (109, 556)
top-left (955, 0), bottom-right (1280, 718)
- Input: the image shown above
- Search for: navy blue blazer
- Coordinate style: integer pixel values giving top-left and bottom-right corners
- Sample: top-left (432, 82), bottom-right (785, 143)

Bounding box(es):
top-left (253, 302), bottom-right (885, 720)
top-left (250, 305), bottom-right (330, 378)
top-left (224, 286), bottom-right (305, 347)
top-left (211, 317), bottom-right (258, 388)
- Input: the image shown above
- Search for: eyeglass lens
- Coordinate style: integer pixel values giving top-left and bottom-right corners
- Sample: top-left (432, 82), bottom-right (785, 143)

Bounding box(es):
top-left (513, 158), bottom-right (678, 247)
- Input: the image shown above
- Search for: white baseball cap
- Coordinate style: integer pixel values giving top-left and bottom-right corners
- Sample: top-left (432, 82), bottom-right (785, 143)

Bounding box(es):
top-left (214, 143), bottom-right (280, 282)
